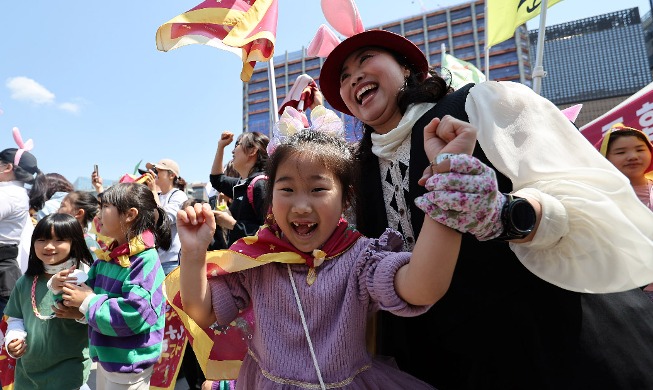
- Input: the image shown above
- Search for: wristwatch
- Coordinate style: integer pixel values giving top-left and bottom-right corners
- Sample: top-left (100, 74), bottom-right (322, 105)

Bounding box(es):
top-left (493, 194), bottom-right (536, 241)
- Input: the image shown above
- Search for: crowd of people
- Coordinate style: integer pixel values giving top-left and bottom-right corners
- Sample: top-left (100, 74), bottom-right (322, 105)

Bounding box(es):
top-left (1, 28), bottom-right (653, 390)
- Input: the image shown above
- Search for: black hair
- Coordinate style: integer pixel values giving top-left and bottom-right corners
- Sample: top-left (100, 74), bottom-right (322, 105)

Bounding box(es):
top-left (175, 176), bottom-right (187, 191)
top-left (238, 132), bottom-right (270, 176)
top-left (351, 49), bottom-right (452, 227)
top-left (264, 130), bottom-right (358, 214)
top-left (25, 213), bottom-right (93, 276)
top-left (0, 149), bottom-right (48, 211)
top-left (181, 198), bottom-right (203, 209)
top-left (65, 191), bottom-right (99, 227)
top-left (100, 183), bottom-right (172, 251)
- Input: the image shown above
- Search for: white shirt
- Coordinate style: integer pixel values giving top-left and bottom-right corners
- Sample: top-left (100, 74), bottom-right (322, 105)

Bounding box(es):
top-left (0, 181), bottom-right (29, 246)
top-left (466, 81), bottom-right (653, 293)
top-left (157, 189), bottom-right (188, 264)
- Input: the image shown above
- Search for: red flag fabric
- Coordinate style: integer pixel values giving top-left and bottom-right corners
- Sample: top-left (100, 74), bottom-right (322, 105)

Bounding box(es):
top-left (0, 316), bottom-right (16, 390)
top-left (156, 0), bottom-right (278, 82)
top-left (149, 303), bottom-right (187, 390)
top-left (580, 82), bottom-right (653, 145)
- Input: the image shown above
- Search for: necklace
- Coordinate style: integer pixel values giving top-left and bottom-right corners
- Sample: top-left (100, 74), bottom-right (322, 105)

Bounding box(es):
top-left (31, 276), bottom-right (56, 320)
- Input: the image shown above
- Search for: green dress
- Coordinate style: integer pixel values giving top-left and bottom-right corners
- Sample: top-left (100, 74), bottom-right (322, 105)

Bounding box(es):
top-left (5, 274), bottom-right (91, 389)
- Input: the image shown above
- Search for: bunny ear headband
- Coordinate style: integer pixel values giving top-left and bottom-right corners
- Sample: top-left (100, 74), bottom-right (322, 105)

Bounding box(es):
top-left (267, 105), bottom-right (345, 155)
top-left (307, 0), bottom-right (364, 57)
top-left (12, 127), bottom-right (34, 166)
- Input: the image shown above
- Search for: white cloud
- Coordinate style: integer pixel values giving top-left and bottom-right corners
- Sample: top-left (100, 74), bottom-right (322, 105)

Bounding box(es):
top-left (6, 76), bottom-right (55, 105)
top-left (6, 77), bottom-right (83, 114)
top-left (58, 102), bottom-right (80, 114)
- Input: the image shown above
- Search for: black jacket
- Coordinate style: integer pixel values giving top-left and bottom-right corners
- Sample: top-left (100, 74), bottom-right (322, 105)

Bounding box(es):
top-left (209, 171), bottom-right (267, 246)
top-left (357, 84), bottom-right (653, 390)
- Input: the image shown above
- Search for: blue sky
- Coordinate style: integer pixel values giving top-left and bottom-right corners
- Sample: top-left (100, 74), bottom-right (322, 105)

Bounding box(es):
top-left (1, 0), bottom-right (650, 185)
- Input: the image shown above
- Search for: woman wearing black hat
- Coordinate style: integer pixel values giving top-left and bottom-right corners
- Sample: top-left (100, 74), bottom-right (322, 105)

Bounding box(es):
top-left (319, 29), bottom-right (653, 389)
top-left (0, 147), bottom-right (46, 316)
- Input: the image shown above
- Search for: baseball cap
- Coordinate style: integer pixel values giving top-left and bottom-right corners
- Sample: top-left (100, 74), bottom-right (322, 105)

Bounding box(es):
top-left (146, 158), bottom-right (180, 177)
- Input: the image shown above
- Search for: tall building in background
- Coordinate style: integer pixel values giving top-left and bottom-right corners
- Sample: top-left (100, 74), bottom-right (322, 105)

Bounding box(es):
top-left (243, 0), bottom-right (533, 139)
top-left (529, 8), bottom-right (652, 127)
top-left (642, 9), bottom-right (653, 71)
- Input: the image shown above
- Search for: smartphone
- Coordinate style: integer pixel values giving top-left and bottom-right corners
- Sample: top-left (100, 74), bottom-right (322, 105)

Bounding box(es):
top-left (93, 164), bottom-right (99, 175)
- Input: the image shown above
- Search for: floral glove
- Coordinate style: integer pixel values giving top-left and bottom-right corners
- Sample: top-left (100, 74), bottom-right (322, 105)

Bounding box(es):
top-left (415, 154), bottom-right (506, 241)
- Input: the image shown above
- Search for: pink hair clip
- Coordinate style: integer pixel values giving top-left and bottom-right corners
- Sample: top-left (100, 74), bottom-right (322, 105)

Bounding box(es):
top-left (12, 127), bottom-right (34, 166)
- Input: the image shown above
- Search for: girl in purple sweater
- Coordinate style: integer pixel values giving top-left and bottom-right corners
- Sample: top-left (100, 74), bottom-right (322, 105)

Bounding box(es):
top-left (177, 115), bottom-right (478, 389)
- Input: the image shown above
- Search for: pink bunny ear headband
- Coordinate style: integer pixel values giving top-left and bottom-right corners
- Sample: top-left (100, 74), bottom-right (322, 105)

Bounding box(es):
top-left (307, 0), bottom-right (364, 58)
top-left (12, 127), bottom-right (34, 166)
top-left (267, 105), bottom-right (345, 155)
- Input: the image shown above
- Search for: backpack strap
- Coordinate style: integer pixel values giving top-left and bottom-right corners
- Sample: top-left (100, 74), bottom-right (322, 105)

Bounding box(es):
top-left (247, 174), bottom-right (268, 212)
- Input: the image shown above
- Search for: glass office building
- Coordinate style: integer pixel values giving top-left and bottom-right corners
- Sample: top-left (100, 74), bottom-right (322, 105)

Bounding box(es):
top-left (243, 0), bottom-right (533, 139)
top-left (529, 8), bottom-right (652, 106)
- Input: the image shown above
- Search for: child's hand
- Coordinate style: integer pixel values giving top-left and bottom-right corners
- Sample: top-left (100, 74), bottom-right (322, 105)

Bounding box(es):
top-left (218, 131), bottom-right (234, 149)
top-left (61, 282), bottom-right (93, 308)
top-left (52, 301), bottom-right (84, 320)
top-left (420, 116), bottom-right (478, 185)
top-left (51, 265), bottom-right (77, 293)
top-left (178, 203), bottom-right (217, 254)
top-left (7, 338), bottom-right (26, 358)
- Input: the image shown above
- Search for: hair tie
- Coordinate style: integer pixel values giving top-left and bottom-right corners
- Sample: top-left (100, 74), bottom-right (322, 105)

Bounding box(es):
top-left (12, 127), bottom-right (34, 167)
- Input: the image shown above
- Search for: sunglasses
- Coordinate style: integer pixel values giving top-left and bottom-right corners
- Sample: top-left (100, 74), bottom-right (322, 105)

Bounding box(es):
top-left (151, 168), bottom-right (170, 176)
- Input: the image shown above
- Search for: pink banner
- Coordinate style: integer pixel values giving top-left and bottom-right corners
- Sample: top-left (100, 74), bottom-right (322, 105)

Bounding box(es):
top-left (580, 82), bottom-right (653, 145)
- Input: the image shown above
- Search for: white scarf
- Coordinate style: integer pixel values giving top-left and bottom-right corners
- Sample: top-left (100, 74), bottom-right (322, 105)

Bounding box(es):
top-left (371, 103), bottom-right (435, 159)
top-left (43, 258), bottom-right (76, 274)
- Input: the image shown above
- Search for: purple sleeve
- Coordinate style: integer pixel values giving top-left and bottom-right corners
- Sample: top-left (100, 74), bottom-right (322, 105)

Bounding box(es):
top-left (362, 229), bottom-right (432, 317)
top-left (208, 272), bottom-right (250, 326)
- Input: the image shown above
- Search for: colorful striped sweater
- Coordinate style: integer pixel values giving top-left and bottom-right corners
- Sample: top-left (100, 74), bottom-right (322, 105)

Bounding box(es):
top-left (85, 247), bottom-right (165, 373)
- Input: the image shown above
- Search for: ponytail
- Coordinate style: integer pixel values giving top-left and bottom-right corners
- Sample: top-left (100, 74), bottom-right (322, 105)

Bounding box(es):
top-left (28, 171), bottom-right (48, 212)
top-left (154, 205), bottom-right (172, 251)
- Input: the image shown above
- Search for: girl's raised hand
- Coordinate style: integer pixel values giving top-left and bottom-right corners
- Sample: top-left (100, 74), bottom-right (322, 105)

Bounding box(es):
top-left (218, 131), bottom-right (234, 149)
top-left (177, 203), bottom-right (216, 255)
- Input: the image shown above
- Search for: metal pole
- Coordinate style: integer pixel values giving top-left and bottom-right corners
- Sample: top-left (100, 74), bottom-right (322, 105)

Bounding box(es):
top-left (268, 55), bottom-right (279, 126)
top-left (484, 1), bottom-right (490, 79)
top-left (532, 0), bottom-right (549, 95)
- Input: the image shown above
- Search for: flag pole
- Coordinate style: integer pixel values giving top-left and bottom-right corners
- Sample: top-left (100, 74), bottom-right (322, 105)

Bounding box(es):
top-left (484, 2), bottom-right (490, 79)
top-left (441, 43), bottom-right (446, 66)
top-left (532, 0), bottom-right (549, 95)
top-left (268, 56), bottom-right (279, 125)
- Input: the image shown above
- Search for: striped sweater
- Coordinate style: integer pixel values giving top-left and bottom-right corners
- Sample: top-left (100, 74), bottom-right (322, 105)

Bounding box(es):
top-left (86, 247), bottom-right (165, 373)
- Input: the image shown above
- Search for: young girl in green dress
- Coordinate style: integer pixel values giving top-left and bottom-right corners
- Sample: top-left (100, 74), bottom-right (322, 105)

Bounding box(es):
top-left (4, 213), bottom-right (93, 389)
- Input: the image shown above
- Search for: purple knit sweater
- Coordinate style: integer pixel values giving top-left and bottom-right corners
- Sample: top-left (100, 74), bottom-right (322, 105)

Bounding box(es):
top-left (209, 229), bottom-right (435, 389)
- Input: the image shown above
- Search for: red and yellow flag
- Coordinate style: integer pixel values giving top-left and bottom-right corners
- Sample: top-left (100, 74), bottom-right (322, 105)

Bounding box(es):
top-left (156, 0), bottom-right (278, 82)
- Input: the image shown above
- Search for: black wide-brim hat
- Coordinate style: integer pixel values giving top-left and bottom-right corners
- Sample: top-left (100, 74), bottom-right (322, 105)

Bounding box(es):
top-left (319, 29), bottom-right (429, 116)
